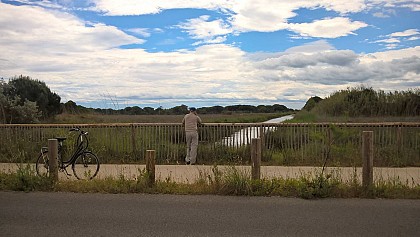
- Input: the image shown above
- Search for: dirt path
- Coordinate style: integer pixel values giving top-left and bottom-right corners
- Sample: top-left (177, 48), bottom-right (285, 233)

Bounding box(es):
top-left (1, 163), bottom-right (419, 186)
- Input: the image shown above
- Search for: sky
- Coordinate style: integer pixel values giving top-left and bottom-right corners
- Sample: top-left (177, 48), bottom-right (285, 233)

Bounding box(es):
top-left (0, 0), bottom-right (419, 110)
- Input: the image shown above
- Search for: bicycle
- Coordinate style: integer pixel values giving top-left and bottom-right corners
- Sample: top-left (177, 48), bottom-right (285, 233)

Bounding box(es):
top-left (36, 127), bottom-right (100, 180)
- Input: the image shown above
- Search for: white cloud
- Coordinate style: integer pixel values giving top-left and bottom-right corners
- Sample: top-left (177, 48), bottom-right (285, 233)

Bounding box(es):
top-left (285, 40), bottom-right (336, 53)
top-left (400, 3), bottom-right (420, 11)
top-left (288, 17), bottom-right (368, 38)
top-left (127, 28), bottom-right (151, 37)
top-left (367, 0), bottom-right (420, 11)
top-left (5, 0), bottom-right (379, 41)
top-left (1, 1), bottom-right (419, 109)
top-left (254, 46), bottom-right (420, 89)
top-left (408, 36), bottom-right (420, 41)
top-left (372, 8), bottom-right (396, 17)
top-left (90, 0), bottom-right (231, 15)
top-left (390, 29), bottom-right (420, 37)
top-left (85, 0), bottom-right (370, 36)
top-left (0, 2), bottom-right (143, 54)
top-left (228, 0), bottom-right (296, 32)
top-left (373, 12), bottom-right (390, 17)
top-left (318, 0), bottom-right (367, 13)
top-left (375, 38), bottom-right (401, 43)
top-left (373, 28), bottom-right (420, 48)
top-left (177, 15), bottom-right (232, 44)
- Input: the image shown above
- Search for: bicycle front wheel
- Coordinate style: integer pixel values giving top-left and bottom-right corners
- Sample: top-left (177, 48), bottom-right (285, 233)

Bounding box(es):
top-left (36, 150), bottom-right (49, 177)
top-left (72, 151), bottom-right (100, 180)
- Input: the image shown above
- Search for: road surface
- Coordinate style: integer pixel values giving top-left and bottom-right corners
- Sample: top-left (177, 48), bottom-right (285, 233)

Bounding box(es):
top-left (1, 191), bottom-right (419, 237)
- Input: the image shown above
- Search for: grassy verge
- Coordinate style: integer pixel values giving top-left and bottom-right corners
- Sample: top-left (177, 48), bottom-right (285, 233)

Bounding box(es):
top-left (0, 164), bottom-right (54, 192)
top-left (1, 165), bottom-right (419, 199)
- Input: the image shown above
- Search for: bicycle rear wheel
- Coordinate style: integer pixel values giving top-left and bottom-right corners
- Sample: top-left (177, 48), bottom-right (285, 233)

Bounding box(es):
top-left (72, 151), bottom-right (100, 180)
top-left (35, 150), bottom-right (49, 177)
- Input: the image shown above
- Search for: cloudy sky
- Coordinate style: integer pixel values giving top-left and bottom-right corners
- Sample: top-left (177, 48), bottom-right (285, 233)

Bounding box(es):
top-left (0, 0), bottom-right (419, 110)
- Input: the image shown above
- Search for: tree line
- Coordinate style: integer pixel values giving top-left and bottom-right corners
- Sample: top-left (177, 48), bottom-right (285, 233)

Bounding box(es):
top-left (63, 101), bottom-right (294, 115)
top-left (2, 75), bottom-right (418, 124)
top-left (1, 75), bottom-right (294, 123)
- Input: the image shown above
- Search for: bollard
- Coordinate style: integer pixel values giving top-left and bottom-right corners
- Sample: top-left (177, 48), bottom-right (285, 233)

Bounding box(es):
top-left (48, 139), bottom-right (59, 182)
top-left (251, 138), bottom-right (261, 180)
top-left (145, 150), bottom-right (156, 185)
top-left (362, 131), bottom-right (374, 188)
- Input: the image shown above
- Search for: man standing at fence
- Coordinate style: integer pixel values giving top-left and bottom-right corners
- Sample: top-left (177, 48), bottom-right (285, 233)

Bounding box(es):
top-left (182, 107), bottom-right (202, 165)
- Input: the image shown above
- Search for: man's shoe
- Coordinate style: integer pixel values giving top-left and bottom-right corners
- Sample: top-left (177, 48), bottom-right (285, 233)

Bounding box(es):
top-left (186, 161), bottom-right (191, 165)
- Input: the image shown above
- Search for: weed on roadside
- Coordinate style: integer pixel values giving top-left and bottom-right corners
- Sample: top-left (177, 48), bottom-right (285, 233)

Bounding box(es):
top-left (0, 164), bottom-right (53, 192)
top-left (1, 165), bottom-right (419, 199)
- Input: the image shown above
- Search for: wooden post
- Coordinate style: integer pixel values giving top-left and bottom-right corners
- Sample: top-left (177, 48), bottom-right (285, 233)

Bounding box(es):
top-left (251, 138), bottom-right (261, 180)
top-left (145, 150), bottom-right (156, 185)
top-left (48, 139), bottom-right (59, 182)
top-left (362, 131), bottom-right (374, 188)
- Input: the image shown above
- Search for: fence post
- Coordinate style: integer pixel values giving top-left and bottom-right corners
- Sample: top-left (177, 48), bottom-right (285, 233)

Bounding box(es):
top-left (251, 138), bottom-right (261, 180)
top-left (362, 131), bottom-right (374, 188)
top-left (48, 139), bottom-right (59, 182)
top-left (145, 150), bottom-right (156, 185)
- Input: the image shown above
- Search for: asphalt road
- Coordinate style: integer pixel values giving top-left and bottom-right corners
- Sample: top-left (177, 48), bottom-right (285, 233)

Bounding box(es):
top-left (1, 192), bottom-right (419, 237)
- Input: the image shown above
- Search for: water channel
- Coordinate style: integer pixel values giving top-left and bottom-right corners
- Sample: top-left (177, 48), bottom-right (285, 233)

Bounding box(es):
top-left (221, 114), bottom-right (294, 146)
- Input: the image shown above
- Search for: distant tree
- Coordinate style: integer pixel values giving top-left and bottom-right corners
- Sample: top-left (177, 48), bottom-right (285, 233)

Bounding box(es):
top-left (143, 106), bottom-right (156, 115)
top-left (155, 106), bottom-right (164, 115)
top-left (225, 105), bottom-right (256, 113)
top-left (0, 80), bottom-right (9, 123)
top-left (199, 105), bottom-right (224, 114)
top-left (271, 104), bottom-right (290, 112)
top-left (0, 80), bottom-right (41, 123)
top-left (62, 100), bottom-right (78, 114)
top-left (302, 96), bottom-right (323, 111)
top-left (256, 105), bottom-right (270, 113)
top-left (132, 106), bottom-right (144, 115)
top-left (6, 75), bottom-right (61, 119)
top-left (168, 104), bottom-right (188, 115)
top-left (0, 78), bottom-right (9, 123)
top-left (8, 98), bottom-right (40, 123)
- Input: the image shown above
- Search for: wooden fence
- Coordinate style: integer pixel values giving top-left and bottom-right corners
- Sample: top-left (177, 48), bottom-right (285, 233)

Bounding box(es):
top-left (0, 123), bottom-right (419, 166)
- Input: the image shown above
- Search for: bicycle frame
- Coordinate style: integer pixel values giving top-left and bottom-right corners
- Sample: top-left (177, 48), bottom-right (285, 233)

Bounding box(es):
top-left (40, 129), bottom-right (89, 171)
top-left (60, 130), bottom-right (89, 168)
top-left (37, 127), bottom-right (99, 180)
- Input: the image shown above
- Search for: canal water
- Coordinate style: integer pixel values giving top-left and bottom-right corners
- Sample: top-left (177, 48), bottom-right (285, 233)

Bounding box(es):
top-left (221, 114), bottom-right (294, 146)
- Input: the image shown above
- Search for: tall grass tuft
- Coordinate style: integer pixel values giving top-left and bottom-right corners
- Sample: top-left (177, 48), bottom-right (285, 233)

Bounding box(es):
top-left (0, 164), bottom-right (53, 192)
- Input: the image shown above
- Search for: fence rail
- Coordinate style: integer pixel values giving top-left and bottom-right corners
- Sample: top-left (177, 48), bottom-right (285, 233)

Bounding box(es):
top-left (1, 123), bottom-right (419, 167)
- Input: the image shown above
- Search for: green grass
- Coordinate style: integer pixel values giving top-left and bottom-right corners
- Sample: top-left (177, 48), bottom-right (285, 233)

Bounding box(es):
top-left (0, 164), bottom-right (54, 192)
top-left (1, 165), bottom-right (419, 199)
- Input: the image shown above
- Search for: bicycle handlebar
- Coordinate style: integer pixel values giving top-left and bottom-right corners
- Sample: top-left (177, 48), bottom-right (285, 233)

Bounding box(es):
top-left (69, 127), bottom-right (88, 135)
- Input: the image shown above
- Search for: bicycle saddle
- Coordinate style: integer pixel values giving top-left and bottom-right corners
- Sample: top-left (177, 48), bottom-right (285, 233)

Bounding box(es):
top-left (55, 137), bottom-right (67, 142)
